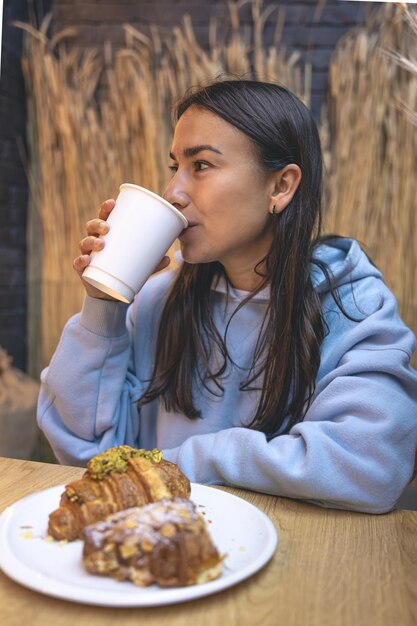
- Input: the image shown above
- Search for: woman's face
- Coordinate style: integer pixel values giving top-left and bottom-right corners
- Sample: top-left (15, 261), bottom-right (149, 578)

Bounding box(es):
top-left (163, 105), bottom-right (275, 281)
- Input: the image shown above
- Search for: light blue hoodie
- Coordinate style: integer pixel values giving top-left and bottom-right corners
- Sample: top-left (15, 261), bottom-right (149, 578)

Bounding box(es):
top-left (38, 238), bottom-right (417, 513)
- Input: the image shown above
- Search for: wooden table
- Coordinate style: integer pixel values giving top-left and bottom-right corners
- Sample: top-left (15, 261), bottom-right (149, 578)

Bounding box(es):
top-left (0, 457), bottom-right (416, 626)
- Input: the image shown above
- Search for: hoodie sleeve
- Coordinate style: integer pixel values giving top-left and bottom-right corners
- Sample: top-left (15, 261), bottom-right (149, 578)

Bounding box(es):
top-left (37, 296), bottom-right (144, 466)
top-left (162, 290), bottom-right (417, 514)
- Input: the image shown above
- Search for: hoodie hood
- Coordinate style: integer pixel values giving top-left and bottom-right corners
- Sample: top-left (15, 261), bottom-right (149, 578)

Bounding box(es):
top-left (311, 237), bottom-right (383, 294)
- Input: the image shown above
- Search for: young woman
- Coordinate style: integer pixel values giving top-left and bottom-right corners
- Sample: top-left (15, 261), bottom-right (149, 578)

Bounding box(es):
top-left (38, 80), bottom-right (417, 513)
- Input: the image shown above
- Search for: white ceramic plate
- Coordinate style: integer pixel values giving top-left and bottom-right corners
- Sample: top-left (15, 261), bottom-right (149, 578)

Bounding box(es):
top-left (0, 483), bottom-right (277, 607)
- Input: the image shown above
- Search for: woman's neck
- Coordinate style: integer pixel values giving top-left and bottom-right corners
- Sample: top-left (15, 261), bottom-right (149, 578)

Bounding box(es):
top-left (222, 259), bottom-right (268, 292)
top-left (220, 229), bottom-right (273, 292)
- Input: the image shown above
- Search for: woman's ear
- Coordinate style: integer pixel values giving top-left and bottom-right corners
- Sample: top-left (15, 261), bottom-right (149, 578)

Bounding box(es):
top-left (268, 164), bottom-right (302, 215)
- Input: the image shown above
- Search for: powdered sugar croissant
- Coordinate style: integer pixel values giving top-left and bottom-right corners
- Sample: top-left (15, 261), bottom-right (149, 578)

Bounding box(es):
top-left (48, 446), bottom-right (191, 541)
top-left (82, 498), bottom-right (223, 587)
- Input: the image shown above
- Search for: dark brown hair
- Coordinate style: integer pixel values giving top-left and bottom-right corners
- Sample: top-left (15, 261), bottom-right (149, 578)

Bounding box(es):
top-left (140, 79), bottom-right (331, 436)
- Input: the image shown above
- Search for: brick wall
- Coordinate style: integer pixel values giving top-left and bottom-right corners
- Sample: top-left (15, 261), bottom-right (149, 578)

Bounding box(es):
top-left (0, 0), bottom-right (367, 373)
top-left (0, 0), bottom-right (51, 371)
top-left (0, 0), bottom-right (30, 370)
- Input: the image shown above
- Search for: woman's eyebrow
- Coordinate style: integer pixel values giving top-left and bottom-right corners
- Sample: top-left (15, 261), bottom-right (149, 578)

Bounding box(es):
top-left (169, 145), bottom-right (223, 160)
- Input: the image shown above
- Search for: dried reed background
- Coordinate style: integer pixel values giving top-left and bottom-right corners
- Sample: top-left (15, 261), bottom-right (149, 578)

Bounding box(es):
top-left (16, 1), bottom-right (417, 377)
top-left (321, 5), bottom-right (417, 362)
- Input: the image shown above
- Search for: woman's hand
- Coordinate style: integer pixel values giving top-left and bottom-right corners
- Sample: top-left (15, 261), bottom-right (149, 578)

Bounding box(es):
top-left (73, 198), bottom-right (171, 300)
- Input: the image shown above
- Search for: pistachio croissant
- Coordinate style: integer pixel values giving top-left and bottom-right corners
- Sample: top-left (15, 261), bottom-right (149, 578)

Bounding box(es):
top-left (48, 446), bottom-right (191, 541)
top-left (82, 498), bottom-right (223, 587)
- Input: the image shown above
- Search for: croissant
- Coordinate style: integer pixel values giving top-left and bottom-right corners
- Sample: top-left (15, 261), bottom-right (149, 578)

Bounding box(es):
top-left (48, 446), bottom-right (191, 541)
top-left (82, 497), bottom-right (223, 587)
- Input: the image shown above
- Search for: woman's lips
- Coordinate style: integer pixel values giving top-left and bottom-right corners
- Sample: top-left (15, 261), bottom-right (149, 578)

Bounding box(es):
top-left (180, 223), bottom-right (198, 237)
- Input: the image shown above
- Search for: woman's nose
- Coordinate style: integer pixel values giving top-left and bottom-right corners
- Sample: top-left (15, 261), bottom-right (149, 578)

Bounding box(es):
top-left (163, 175), bottom-right (189, 212)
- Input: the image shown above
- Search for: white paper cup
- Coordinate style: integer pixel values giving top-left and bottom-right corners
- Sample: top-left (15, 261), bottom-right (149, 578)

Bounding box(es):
top-left (82, 183), bottom-right (188, 303)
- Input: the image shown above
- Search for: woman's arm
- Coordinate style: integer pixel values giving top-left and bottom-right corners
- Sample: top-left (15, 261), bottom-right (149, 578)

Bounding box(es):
top-left (37, 296), bottom-right (144, 465)
top-left (162, 341), bottom-right (417, 514)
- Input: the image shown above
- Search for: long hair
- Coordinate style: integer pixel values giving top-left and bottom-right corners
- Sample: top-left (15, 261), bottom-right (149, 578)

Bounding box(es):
top-left (140, 79), bottom-right (329, 436)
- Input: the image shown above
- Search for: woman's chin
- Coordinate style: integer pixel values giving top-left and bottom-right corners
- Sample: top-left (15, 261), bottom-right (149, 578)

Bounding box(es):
top-left (180, 244), bottom-right (214, 265)
top-left (180, 252), bottom-right (203, 265)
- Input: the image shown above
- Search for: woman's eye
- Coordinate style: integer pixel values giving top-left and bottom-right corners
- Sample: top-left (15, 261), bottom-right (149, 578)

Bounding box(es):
top-left (168, 161), bottom-right (209, 174)
top-left (194, 161), bottom-right (209, 172)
